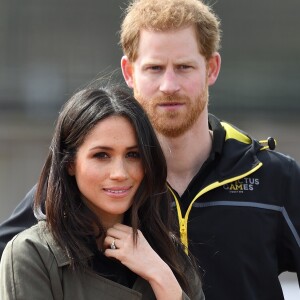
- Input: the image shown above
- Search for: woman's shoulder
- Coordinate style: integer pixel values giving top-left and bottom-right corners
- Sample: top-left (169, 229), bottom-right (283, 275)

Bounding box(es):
top-left (7, 222), bottom-right (42, 247)
top-left (2, 220), bottom-right (65, 265)
top-left (7, 220), bottom-right (47, 246)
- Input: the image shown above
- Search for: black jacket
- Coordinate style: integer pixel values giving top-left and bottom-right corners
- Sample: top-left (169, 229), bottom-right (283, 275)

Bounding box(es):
top-left (1, 114), bottom-right (300, 300)
top-left (0, 186), bottom-right (36, 253)
top-left (169, 115), bottom-right (300, 299)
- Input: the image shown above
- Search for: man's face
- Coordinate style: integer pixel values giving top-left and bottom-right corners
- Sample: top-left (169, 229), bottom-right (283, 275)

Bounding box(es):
top-left (122, 26), bottom-right (212, 138)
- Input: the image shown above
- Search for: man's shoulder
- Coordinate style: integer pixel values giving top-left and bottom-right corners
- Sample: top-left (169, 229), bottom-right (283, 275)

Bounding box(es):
top-left (258, 147), bottom-right (299, 172)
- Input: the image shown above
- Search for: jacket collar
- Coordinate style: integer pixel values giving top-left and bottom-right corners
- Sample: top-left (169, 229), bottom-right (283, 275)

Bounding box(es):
top-left (38, 221), bottom-right (94, 267)
top-left (208, 114), bottom-right (263, 180)
top-left (208, 113), bottom-right (226, 159)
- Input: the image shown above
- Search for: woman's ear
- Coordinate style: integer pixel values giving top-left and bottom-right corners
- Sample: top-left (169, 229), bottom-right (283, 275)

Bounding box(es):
top-left (67, 163), bottom-right (75, 176)
top-left (207, 52), bottom-right (221, 86)
top-left (121, 55), bottom-right (134, 88)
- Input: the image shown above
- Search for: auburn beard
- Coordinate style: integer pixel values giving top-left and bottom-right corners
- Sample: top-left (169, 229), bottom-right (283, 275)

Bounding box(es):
top-left (134, 89), bottom-right (208, 138)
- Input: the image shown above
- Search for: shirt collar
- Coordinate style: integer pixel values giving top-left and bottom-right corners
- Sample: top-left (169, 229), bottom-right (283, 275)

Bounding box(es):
top-left (39, 220), bottom-right (94, 267)
top-left (208, 113), bottom-right (225, 159)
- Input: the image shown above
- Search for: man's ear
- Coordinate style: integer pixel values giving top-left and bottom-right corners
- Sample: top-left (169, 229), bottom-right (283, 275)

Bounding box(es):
top-left (67, 163), bottom-right (75, 176)
top-left (207, 52), bottom-right (221, 86)
top-left (121, 55), bottom-right (134, 88)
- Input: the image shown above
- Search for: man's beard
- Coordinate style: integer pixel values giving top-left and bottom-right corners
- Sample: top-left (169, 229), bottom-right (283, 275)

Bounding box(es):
top-left (134, 89), bottom-right (208, 138)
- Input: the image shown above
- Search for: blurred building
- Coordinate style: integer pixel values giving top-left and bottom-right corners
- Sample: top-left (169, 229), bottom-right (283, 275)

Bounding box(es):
top-left (0, 0), bottom-right (299, 298)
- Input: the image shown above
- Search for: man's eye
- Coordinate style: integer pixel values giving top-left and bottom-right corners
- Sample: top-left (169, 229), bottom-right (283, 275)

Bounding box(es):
top-left (178, 65), bottom-right (191, 70)
top-left (149, 66), bottom-right (162, 71)
top-left (127, 151), bottom-right (141, 159)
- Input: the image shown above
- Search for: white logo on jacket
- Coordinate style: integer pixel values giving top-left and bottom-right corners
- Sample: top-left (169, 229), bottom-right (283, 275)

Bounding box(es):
top-left (223, 177), bottom-right (260, 193)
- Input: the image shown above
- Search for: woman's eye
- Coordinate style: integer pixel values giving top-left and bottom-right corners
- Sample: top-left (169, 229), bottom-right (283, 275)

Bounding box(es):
top-left (127, 151), bottom-right (141, 159)
top-left (93, 152), bottom-right (109, 159)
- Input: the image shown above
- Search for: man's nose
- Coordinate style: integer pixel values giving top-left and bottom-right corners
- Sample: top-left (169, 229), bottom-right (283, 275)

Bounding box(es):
top-left (159, 69), bottom-right (180, 95)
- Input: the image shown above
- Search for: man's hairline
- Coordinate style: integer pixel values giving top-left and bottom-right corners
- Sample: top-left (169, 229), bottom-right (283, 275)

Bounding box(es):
top-left (125, 25), bottom-right (212, 66)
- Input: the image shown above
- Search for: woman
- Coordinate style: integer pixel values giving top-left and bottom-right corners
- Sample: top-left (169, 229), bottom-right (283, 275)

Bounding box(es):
top-left (0, 87), bottom-right (204, 299)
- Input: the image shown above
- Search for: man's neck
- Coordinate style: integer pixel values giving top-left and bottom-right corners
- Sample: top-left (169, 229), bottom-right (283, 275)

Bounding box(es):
top-left (157, 112), bottom-right (212, 196)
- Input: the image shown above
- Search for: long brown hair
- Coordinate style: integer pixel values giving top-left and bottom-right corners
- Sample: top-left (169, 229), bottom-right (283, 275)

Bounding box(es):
top-left (34, 86), bottom-right (198, 296)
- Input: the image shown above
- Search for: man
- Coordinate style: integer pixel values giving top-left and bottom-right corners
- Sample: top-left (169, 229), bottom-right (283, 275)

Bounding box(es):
top-left (1, 0), bottom-right (300, 299)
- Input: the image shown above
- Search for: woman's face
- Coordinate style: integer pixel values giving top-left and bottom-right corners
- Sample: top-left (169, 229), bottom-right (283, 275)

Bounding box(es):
top-left (69, 115), bottom-right (144, 228)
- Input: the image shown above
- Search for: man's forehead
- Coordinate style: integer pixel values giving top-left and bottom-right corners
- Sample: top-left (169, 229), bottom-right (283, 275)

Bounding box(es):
top-left (134, 27), bottom-right (203, 64)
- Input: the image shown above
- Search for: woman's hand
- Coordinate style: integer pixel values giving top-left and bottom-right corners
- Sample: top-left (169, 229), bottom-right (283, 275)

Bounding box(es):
top-left (103, 223), bottom-right (182, 300)
top-left (104, 223), bottom-right (162, 279)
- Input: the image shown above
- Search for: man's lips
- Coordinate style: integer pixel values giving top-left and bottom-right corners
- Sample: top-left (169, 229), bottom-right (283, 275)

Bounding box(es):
top-left (158, 102), bottom-right (184, 107)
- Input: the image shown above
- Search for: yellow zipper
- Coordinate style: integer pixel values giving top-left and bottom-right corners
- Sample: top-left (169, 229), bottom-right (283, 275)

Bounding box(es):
top-left (168, 162), bottom-right (263, 253)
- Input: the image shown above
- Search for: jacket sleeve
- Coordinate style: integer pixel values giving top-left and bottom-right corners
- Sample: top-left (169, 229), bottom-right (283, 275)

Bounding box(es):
top-left (182, 265), bottom-right (205, 300)
top-left (182, 273), bottom-right (205, 300)
top-left (0, 185), bottom-right (37, 259)
top-left (279, 158), bottom-right (300, 281)
top-left (178, 246), bottom-right (205, 300)
top-left (0, 230), bottom-right (60, 300)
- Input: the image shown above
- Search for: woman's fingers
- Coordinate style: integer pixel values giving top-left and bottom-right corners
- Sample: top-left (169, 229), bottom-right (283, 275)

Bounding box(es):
top-left (103, 224), bottom-right (133, 253)
top-left (105, 224), bottom-right (138, 248)
top-left (102, 224), bottom-right (182, 298)
top-left (103, 224), bottom-right (143, 262)
top-left (103, 235), bottom-right (120, 250)
top-left (106, 223), bottom-right (132, 238)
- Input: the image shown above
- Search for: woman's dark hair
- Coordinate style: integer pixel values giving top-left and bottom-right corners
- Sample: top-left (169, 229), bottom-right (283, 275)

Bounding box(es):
top-left (34, 86), bottom-right (196, 296)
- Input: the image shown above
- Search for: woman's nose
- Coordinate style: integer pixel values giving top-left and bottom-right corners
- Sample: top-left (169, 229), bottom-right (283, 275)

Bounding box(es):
top-left (109, 158), bottom-right (128, 180)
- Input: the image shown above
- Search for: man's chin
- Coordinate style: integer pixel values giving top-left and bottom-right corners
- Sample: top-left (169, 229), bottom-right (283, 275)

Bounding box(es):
top-left (154, 123), bottom-right (188, 138)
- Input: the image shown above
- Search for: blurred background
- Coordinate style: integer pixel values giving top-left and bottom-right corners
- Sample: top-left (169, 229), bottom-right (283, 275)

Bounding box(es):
top-left (0, 0), bottom-right (299, 297)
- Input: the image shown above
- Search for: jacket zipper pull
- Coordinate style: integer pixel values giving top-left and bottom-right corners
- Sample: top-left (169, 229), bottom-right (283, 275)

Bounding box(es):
top-left (179, 219), bottom-right (188, 253)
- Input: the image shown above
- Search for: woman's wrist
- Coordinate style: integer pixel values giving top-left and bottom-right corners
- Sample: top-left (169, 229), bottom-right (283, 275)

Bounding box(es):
top-left (147, 262), bottom-right (182, 300)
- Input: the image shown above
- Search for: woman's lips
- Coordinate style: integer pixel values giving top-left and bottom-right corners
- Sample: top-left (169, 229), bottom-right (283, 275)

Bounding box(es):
top-left (103, 187), bottom-right (132, 197)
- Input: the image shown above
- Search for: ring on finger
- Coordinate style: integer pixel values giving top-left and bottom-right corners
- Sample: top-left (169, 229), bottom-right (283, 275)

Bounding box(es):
top-left (110, 239), bottom-right (117, 250)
